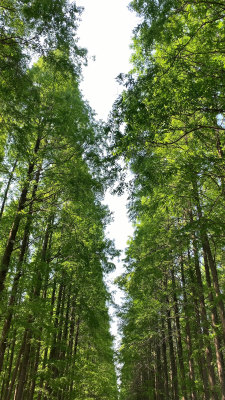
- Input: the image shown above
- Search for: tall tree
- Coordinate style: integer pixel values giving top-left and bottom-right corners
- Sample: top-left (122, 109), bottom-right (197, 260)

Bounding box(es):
top-left (112, 1), bottom-right (225, 399)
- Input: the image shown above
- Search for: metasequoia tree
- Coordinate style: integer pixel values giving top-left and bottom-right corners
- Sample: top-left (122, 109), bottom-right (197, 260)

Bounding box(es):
top-left (0, 2), bottom-right (118, 399)
top-left (112, 1), bottom-right (225, 399)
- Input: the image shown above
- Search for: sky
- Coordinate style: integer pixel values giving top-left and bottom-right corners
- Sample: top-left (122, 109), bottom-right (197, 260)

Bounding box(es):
top-left (75, 0), bottom-right (138, 342)
top-left (76, 0), bottom-right (138, 120)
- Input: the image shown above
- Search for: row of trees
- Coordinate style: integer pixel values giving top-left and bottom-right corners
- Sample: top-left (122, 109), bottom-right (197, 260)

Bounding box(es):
top-left (112, 1), bottom-right (225, 399)
top-left (0, 1), bottom-right (118, 399)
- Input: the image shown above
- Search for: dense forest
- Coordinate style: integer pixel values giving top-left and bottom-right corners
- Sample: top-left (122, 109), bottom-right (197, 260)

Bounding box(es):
top-left (112, 1), bottom-right (225, 399)
top-left (0, 1), bottom-right (118, 399)
top-left (1, 0), bottom-right (225, 400)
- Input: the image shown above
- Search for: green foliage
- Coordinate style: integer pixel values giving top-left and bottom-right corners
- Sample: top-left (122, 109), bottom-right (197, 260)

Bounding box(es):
top-left (0, 3), bottom-right (118, 399)
top-left (112, 1), bottom-right (225, 399)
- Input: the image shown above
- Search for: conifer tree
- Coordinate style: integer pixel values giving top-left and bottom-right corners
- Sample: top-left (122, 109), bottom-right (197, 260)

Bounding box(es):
top-left (112, 1), bottom-right (225, 399)
top-left (0, 2), bottom-right (118, 399)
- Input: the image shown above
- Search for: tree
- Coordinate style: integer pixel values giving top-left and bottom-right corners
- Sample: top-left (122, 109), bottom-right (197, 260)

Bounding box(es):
top-left (112, 1), bottom-right (225, 399)
top-left (0, 3), bottom-right (118, 399)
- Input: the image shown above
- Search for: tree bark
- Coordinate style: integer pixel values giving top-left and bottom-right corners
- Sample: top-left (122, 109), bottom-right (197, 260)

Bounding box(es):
top-left (14, 328), bottom-right (32, 400)
top-left (190, 225), bottom-right (218, 400)
top-left (155, 337), bottom-right (163, 400)
top-left (12, 219), bottom-right (52, 400)
top-left (0, 159), bottom-right (17, 221)
top-left (161, 318), bottom-right (170, 399)
top-left (0, 135), bottom-right (41, 294)
top-left (192, 177), bottom-right (225, 341)
top-left (203, 249), bottom-right (225, 400)
top-left (1, 334), bottom-right (16, 400)
top-left (28, 336), bottom-right (42, 400)
top-left (187, 247), bottom-right (210, 400)
top-left (180, 256), bottom-right (197, 400)
top-left (171, 265), bottom-right (188, 400)
top-left (0, 165), bottom-right (41, 372)
top-left (166, 295), bottom-right (179, 400)
top-left (5, 330), bottom-right (28, 400)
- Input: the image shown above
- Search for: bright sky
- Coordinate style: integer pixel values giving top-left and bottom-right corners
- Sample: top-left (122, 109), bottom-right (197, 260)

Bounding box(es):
top-left (76, 0), bottom-right (138, 120)
top-left (75, 0), bottom-right (137, 343)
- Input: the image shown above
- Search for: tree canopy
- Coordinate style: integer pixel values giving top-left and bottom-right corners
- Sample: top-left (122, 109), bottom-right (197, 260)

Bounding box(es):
top-left (0, 1), bottom-right (118, 399)
top-left (111, 1), bottom-right (225, 399)
top-left (1, 0), bottom-right (225, 399)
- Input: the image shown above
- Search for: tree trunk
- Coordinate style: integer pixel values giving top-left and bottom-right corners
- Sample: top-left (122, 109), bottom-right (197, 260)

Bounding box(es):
top-left (203, 249), bottom-right (225, 400)
top-left (193, 247), bottom-right (218, 399)
top-left (37, 279), bottom-right (56, 400)
top-left (171, 265), bottom-right (187, 400)
top-left (187, 247), bottom-right (210, 400)
top-left (12, 219), bottom-right (52, 400)
top-left (166, 295), bottom-right (179, 400)
top-left (28, 337), bottom-right (42, 400)
top-left (0, 336), bottom-right (10, 399)
top-left (0, 159), bottom-right (17, 221)
top-left (0, 135), bottom-right (41, 294)
top-left (189, 227), bottom-right (218, 400)
top-left (69, 317), bottom-right (80, 397)
top-left (1, 334), bottom-right (16, 400)
top-left (0, 166), bottom-right (41, 372)
top-left (215, 131), bottom-right (225, 195)
top-left (192, 177), bottom-right (225, 341)
top-left (74, 317), bottom-right (80, 358)
top-left (5, 330), bottom-right (28, 400)
top-left (155, 337), bottom-right (163, 400)
top-left (47, 281), bottom-right (64, 397)
top-left (14, 329), bottom-right (32, 400)
top-left (161, 318), bottom-right (169, 399)
top-left (67, 293), bottom-right (76, 396)
top-left (180, 256), bottom-right (197, 400)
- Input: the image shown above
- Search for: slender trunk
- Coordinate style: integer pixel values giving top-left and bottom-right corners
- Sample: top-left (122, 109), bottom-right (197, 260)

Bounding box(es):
top-left (32, 247), bottom-right (52, 400)
top-left (0, 136), bottom-right (41, 294)
top-left (0, 159), bottom-right (17, 221)
top-left (69, 317), bottom-right (80, 397)
top-left (14, 329), bottom-right (32, 400)
top-left (74, 317), bottom-right (80, 358)
top-left (161, 318), bottom-right (169, 399)
top-left (68, 294), bottom-right (76, 355)
top-left (36, 348), bottom-right (48, 400)
top-left (192, 236), bottom-right (218, 399)
top-left (55, 283), bottom-right (66, 365)
top-left (53, 284), bottom-right (66, 399)
top-left (5, 330), bottom-right (28, 400)
top-left (33, 214), bottom-right (52, 298)
top-left (37, 279), bottom-right (56, 400)
top-left (1, 334), bottom-right (16, 400)
top-left (187, 248), bottom-right (210, 400)
top-left (203, 250), bottom-right (225, 400)
top-left (49, 282), bottom-right (64, 361)
top-left (202, 234), bottom-right (225, 340)
top-left (166, 295), bottom-right (179, 400)
top-left (155, 338), bottom-right (163, 400)
top-left (216, 131), bottom-right (225, 195)
top-left (0, 336), bottom-right (10, 399)
top-left (62, 283), bottom-right (71, 351)
top-left (28, 337), bottom-right (42, 400)
top-left (188, 221), bottom-right (218, 400)
top-left (57, 282), bottom-right (71, 399)
top-left (67, 294), bottom-right (76, 396)
top-left (171, 265), bottom-right (187, 400)
top-left (180, 257), bottom-right (197, 400)
top-left (13, 220), bottom-right (51, 400)
top-left (47, 281), bottom-right (64, 396)
top-left (192, 177), bottom-right (225, 341)
top-left (0, 166), bottom-right (41, 372)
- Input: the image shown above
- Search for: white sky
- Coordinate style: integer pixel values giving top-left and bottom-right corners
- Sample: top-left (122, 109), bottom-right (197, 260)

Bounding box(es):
top-left (75, 0), bottom-right (138, 344)
top-left (76, 0), bottom-right (138, 120)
